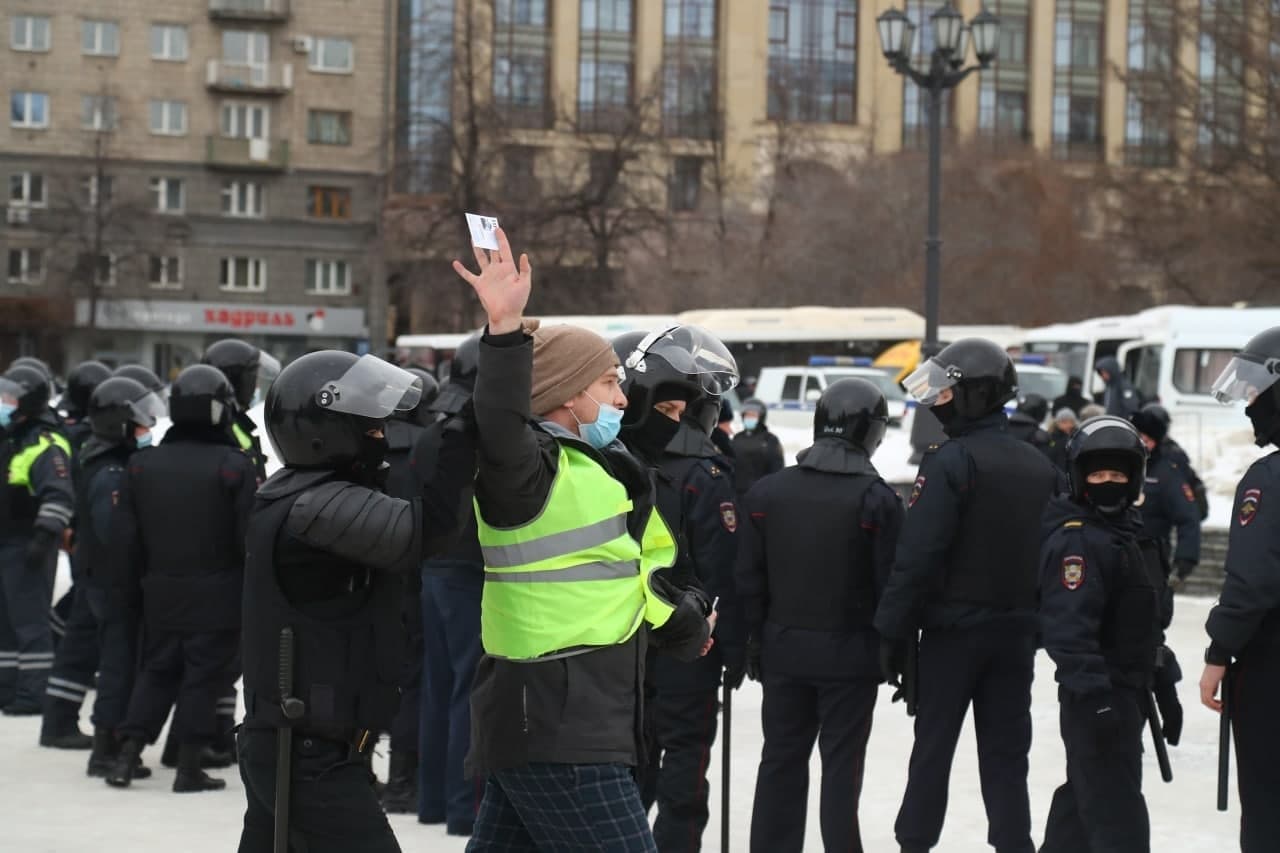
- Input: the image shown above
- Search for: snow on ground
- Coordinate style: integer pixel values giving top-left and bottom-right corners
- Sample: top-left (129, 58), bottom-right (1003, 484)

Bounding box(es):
top-left (2, 597), bottom-right (1241, 852)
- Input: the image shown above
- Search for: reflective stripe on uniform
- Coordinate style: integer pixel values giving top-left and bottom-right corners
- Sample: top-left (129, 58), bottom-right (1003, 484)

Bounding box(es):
top-left (7, 433), bottom-right (71, 492)
top-left (18, 652), bottom-right (54, 670)
top-left (0, 652), bottom-right (17, 669)
top-left (481, 513), bottom-right (629, 569)
top-left (484, 559), bottom-right (638, 585)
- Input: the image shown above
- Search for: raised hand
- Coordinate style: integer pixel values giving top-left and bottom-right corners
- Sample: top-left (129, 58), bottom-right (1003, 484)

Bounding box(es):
top-left (451, 227), bottom-right (531, 335)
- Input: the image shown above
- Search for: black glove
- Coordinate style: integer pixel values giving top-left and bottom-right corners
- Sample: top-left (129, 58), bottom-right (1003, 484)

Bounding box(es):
top-left (1085, 691), bottom-right (1124, 745)
top-left (879, 637), bottom-right (906, 688)
top-left (25, 528), bottom-right (57, 573)
top-left (723, 656), bottom-right (747, 691)
top-left (1172, 560), bottom-right (1195, 585)
top-left (744, 636), bottom-right (762, 684)
top-left (1154, 645), bottom-right (1184, 746)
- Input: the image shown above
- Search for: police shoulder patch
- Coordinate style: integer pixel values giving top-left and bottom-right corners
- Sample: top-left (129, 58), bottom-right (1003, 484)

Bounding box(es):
top-left (908, 475), bottom-right (927, 508)
top-left (719, 501), bottom-right (737, 532)
top-left (1061, 555), bottom-right (1086, 591)
top-left (1239, 488), bottom-right (1261, 527)
top-left (1182, 482), bottom-right (1196, 503)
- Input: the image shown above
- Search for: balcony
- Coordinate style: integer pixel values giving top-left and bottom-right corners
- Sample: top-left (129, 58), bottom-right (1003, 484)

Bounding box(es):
top-left (206, 136), bottom-right (290, 172)
top-left (207, 60), bottom-right (293, 95)
top-left (208, 0), bottom-right (289, 23)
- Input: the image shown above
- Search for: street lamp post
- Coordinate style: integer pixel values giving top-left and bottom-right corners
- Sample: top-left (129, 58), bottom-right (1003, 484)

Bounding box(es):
top-left (877, 2), bottom-right (1000, 356)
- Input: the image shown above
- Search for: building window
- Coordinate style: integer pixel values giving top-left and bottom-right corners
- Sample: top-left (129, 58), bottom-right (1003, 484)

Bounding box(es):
top-left (81, 94), bottom-right (118, 131)
top-left (578, 0), bottom-right (635, 132)
top-left (901, 1), bottom-right (952, 147)
top-left (150, 24), bottom-right (189, 61)
top-left (662, 0), bottom-right (718, 138)
top-left (10, 91), bottom-right (49, 129)
top-left (305, 259), bottom-right (351, 295)
top-left (669, 156), bottom-right (702, 212)
top-left (82, 20), bottom-right (120, 56)
top-left (503, 146), bottom-right (539, 197)
top-left (768, 0), bottom-right (857, 125)
top-left (1052, 0), bottom-right (1105, 161)
top-left (1125, 0), bottom-right (1175, 166)
top-left (310, 37), bottom-right (354, 73)
top-left (7, 248), bottom-right (44, 285)
top-left (493, 0), bottom-right (553, 128)
top-left (220, 257), bottom-right (267, 292)
top-left (82, 175), bottom-right (114, 206)
top-left (222, 29), bottom-right (270, 73)
top-left (221, 102), bottom-right (270, 139)
top-left (1197, 0), bottom-right (1245, 163)
top-left (9, 172), bottom-right (46, 208)
top-left (149, 255), bottom-right (183, 289)
top-left (79, 252), bottom-right (116, 287)
top-left (978, 1), bottom-right (1030, 147)
top-left (150, 177), bottom-right (185, 214)
top-left (11, 15), bottom-right (51, 52)
top-left (149, 100), bottom-right (188, 136)
top-left (307, 186), bottom-right (351, 218)
top-left (221, 181), bottom-right (266, 218)
top-left (307, 110), bottom-right (352, 145)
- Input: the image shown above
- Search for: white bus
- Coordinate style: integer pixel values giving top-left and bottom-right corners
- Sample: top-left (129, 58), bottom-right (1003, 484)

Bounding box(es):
top-left (1019, 311), bottom-right (1169, 397)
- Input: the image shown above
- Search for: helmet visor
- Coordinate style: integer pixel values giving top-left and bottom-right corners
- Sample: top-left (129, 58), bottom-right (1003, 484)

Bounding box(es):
top-left (130, 390), bottom-right (167, 428)
top-left (0, 377), bottom-right (21, 406)
top-left (625, 325), bottom-right (739, 395)
top-left (318, 354), bottom-right (423, 418)
top-left (250, 351), bottom-right (283, 408)
top-left (1210, 354), bottom-right (1280, 405)
top-left (902, 359), bottom-right (962, 406)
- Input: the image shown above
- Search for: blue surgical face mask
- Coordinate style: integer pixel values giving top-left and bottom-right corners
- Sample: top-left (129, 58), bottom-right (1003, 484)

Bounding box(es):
top-left (742, 416), bottom-right (759, 431)
top-left (135, 431), bottom-right (153, 449)
top-left (0, 402), bottom-right (15, 429)
top-left (574, 394), bottom-right (623, 449)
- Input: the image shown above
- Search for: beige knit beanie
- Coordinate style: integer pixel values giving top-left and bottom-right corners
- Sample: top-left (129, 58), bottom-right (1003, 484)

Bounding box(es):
top-left (531, 324), bottom-right (620, 416)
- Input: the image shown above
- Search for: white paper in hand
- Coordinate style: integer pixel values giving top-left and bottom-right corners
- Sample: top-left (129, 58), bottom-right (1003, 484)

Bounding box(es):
top-left (466, 213), bottom-right (501, 251)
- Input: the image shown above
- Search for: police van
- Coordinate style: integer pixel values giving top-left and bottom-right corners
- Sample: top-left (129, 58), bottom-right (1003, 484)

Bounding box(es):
top-left (752, 357), bottom-right (908, 425)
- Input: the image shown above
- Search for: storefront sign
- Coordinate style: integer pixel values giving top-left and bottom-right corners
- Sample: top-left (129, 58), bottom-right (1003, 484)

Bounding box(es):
top-left (75, 299), bottom-right (366, 338)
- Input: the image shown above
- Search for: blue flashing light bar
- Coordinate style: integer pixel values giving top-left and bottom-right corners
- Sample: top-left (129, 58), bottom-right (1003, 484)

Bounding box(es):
top-left (1017, 355), bottom-right (1049, 365)
top-left (808, 355), bottom-right (875, 367)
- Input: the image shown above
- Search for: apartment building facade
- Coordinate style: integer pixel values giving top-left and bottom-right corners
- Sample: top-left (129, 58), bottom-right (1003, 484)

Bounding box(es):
top-left (2, 0), bottom-right (395, 375)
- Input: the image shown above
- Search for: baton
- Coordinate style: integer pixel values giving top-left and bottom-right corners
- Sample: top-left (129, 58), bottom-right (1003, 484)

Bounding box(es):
top-left (721, 682), bottom-right (731, 853)
top-left (1143, 690), bottom-right (1173, 783)
top-left (904, 631), bottom-right (920, 717)
top-left (275, 628), bottom-right (306, 853)
top-left (1217, 664), bottom-right (1232, 812)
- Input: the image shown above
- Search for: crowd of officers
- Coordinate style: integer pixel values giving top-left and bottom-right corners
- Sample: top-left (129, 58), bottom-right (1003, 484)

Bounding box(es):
top-left (0, 231), bottom-right (1276, 853)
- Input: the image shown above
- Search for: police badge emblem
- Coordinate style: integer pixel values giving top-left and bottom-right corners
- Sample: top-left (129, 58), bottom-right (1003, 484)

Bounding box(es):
top-left (1061, 555), bottom-right (1085, 591)
top-left (1240, 488), bottom-right (1261, 527)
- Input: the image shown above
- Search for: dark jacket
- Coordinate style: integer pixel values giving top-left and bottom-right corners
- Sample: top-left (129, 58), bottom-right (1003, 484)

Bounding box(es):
top-left (466, 329), bottom-right (710, 774)
top-left (1046, 427), bottom-right (1073, 473)
top-left (1, 413), bottom-right (74, 541)
top-left (124, 424), bottom-right (258, 632)
top-left (1206, 452), bottom-right (1280, 664)
top-left (1039, 496), bottom-right (1161, 696)
top-left (1095, 357), bottom-right (1141, 418)
top-left (1008, 412), bottom-right (1051, 454)
top-left (1162, 437), bottom-right (1208, 520)
top-left (1052, 382), bottom-right (1090, 419)
top-left (1139, 446), bottom-right (1201, 574)
top-left (72, 438), bottom-right (136, 588)
top-left (409, 411), bottom-right (484, 569)
top-left (730, 425), bottom-right (785, 497)
top-left (738, 439), bottom-right (903, 681)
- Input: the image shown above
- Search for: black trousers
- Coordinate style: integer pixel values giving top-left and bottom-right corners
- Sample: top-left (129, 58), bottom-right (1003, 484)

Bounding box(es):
top-left (1233, 649), bottom-right (1280, 853)
top-left (750, 675), bottom-right (877, 853)
top-left (895, 625), bottom-right (1036, 853)
top-left (389, 588), bottom-right (423, 755)
top-left (236, 727), bottom-right (401, 853)
top-left (120, 629), bottom-right (238, 744)
top-left (639, 686), bottom-right (720, 853)
top-left (44, 583), bottom-right (99, 716)
top-left (1040, 688), bottom-right (1149, 853)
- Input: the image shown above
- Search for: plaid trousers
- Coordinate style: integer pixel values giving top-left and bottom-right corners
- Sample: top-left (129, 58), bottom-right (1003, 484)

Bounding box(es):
top-left (467, 763), bottom-right (657, 852)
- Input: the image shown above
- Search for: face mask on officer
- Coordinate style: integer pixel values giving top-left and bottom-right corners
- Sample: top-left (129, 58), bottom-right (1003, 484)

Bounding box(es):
top-left (349, 426), bottom-right (391, 488)
top-left (930, 387), bottom-right (957, 428)
top-left (1083, 468), bottom-right (1131, 516)
top-left (134, 425), bottom-right (154, 449)
top-left (742, 412), bottom-right (761, 432)
top-left (0, 400), bottom-right (15, 429)
top-left (631, 398), bottom-right (685, 456)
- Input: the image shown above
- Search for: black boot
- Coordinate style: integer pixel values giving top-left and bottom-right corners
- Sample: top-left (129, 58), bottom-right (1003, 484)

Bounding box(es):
top-left (40, 700), bottom-right (92, 749)
top-left (172, 742), bottom-right (227, 793)
top-left (89, 729), bottom-right (152, 779)
top-left (105, 738), bottom-right (144, 788)
top-left (162, 728), bottom-right (232, 769)
top-left (380, 750), bottom-right (419, 814)
top-left (160, 728), bottom-right (179, 768)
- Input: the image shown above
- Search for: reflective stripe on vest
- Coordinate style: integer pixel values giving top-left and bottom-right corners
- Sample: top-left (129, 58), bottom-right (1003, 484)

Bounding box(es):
top-left (476, 442), bottom-right (678, 661)
top-left (232, 423), bottom-right (252, 451)
top-left (7, 433), bottom-right (71, 493)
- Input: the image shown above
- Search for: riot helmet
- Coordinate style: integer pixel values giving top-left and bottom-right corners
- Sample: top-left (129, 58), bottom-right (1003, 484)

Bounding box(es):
top-left (814, 378), bottom-right (889, 455)
top-left (615, 325), bottom-right (739, 431)
top-left (431, 332), bottom-right (480, 415)
top-left (1015, 393), bottom-right (1048, 424)
top-left (1066, 416), bottom-right (1147, 515)
top-left (87, 377), bottom-right (166, 444)
top-left (1210, 327), bottom-right (1280, 447)
top-left (2, 365), bottom-right (53, 422)
top-left (65, 360), bottom-right (112, 416)
top-left (688, 395), bottom-right (723, 437)
top-left (169, 365), bottom-right (237, 429)
top-left (112, 364), bottom-right (166, 399)
top-left (10, 356), bottom-right (54, 386)
top-left (202, 338), bottom-right (282, 410)
top-left (395, 368), bottom-right (441, 427)
top-left (265, 351), bottom-right (422, 469)
top-left (902, 338), bottom-right (1017, 424)
top-left (1129, 402), bottom-right (1170, 444)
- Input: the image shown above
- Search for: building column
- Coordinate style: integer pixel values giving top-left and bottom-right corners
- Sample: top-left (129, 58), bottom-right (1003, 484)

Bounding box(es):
top-left (1028, 0), bottom-right (1056, 154)
top-left (551, 0), bottom-right (580, 129)
top-left (634, 0), bottom-right (664, 133)
top-left (1102, 0), bottom-right (1129, 164)
top-left (951, 0), bottom-right (981, 138)
top-left (719, 0), bottom-right (768, 191)
top-left (866, 0), bottom-right (905, 153)
top-left (1174, 0), bottom-right (1200, 168)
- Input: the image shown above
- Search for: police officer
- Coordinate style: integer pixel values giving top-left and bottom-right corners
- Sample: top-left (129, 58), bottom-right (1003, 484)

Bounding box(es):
top-left (1007, 393), bottom-right (1051, 456)
top-left (201, 338), bottom-right (280, 480)
top-left (873, 339), bottom-right (1058, 853)
top-left (0, 366), bottom-right (73, 715)
top-left (380, 367), bottom-right (440, 814)
top-left (61, 361), bottom-right (112, 458)
top-left (1094, 357), bottom-right (1141, 418)
top-left (1140, 403), bottom-right (1208, 520)
top-left (63, 378), bottom-right (164, 778)
top-left (1199, 328), bottom-right (1280, 853)
top-left (1039, 416), bottom-right (1162, 853)
top-left (614, 326), bottom-right (743, 853)
top-left (411, 334), bottom-right (486, 836)
top-left (730, 398), bottom-right (784, 497)
top-left (738, 378), bottom-right (904, 853)
top-left (10, 357), bottom-right (64, 429)
top-left (236, 352), bottom-right (427, 850)
top-left (1128, 405), bottom-right (1201, 590)
top-left (106, 365), bottom-right (258, 793)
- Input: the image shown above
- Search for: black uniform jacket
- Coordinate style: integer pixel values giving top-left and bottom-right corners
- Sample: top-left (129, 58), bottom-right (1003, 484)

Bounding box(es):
top-left (1139, 446), bottom-right (1201, 572)
top-left (466, 329), bottom-right (710, 775)
top-left (1207, 452), bottom-right (1280, 664)
top-left (738, 439), bottom-right (903, 681)
top-left (730, 426), bottom-right (785, 496)
top-left (1, 413), bottom-right (74, 541)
